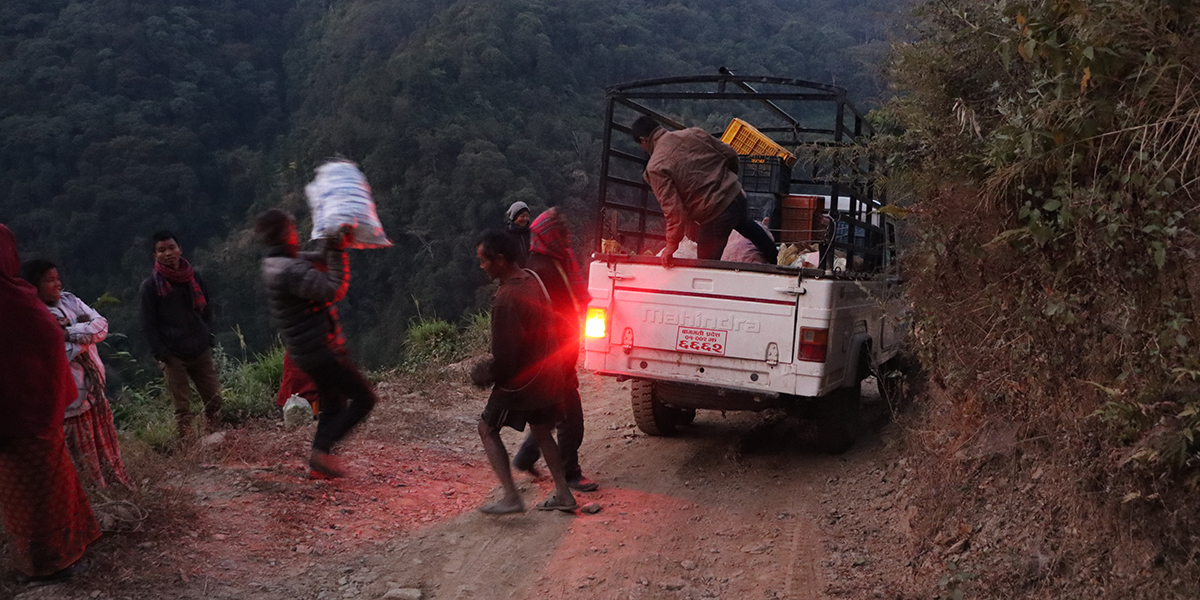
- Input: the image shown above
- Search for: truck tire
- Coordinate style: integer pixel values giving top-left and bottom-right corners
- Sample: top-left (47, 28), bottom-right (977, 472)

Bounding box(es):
top-left (631, 379), bottom-right (679, 436)
top-left (816, 383), bottom-right (861, 454)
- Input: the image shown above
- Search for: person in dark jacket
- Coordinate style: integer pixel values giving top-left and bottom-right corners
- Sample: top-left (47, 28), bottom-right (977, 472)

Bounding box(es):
top-left (254, 209), bottom-right (376, 478)
top-left (470, 230), bottom-right (576, 514)
top-left (503, 201), bottom-right (531, 267)
top-left (139, 231), bottom-right (223, 440)
top-left (511, 208), bottom-right (598, 492)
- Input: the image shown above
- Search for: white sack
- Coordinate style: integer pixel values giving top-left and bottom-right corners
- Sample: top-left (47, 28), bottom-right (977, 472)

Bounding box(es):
top-left (656, 237), bottom-right (698, 259)
top-left (305, 160), bottom-right (392, 249)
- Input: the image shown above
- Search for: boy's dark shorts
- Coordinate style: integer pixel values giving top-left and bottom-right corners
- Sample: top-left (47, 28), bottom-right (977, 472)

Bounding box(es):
top-left (480, 400), bottom-right (561, 432)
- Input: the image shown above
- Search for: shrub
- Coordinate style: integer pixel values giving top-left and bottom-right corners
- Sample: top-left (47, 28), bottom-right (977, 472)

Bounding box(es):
top-left (877, 0), bottom-right (1200, 594)
top-left (112, 378), bottom-right (176, 452)
top-left (400, 313), bottom-right (491, 379)
top-left (882, 0), bottom-right (1200, 473)
top-left (402, 317), bottom-right (462, 370)
top-left (461, 311), bottom-right (492, 357)
top-left (113, 345), bottom-right (284, 449)
top-left (215, 345), bottom-right (285, 424)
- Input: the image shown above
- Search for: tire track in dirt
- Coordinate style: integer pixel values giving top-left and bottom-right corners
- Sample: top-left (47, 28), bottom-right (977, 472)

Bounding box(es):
top-left (498, 373), bottom-right (835, 599)
top-left (782, 482), bottom-right (825, 600)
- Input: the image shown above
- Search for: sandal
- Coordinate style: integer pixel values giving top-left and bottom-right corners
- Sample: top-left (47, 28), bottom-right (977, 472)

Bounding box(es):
top-left (535, 496), bottom-right (578, 513)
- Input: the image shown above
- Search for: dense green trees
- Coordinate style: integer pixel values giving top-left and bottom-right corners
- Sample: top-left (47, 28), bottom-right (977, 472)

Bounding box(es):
top-left (1, 0), bottom-right (293, 365)
top-left (1, 0), bottom-right (901, 369)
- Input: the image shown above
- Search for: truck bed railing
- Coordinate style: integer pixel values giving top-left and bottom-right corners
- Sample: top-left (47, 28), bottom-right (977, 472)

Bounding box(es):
top-left (596, 71), bottom-right (889, 272)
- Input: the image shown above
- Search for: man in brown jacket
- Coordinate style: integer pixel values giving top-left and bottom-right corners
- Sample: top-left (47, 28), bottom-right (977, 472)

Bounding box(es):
top-left (631, 116), bottom-right (778, 266)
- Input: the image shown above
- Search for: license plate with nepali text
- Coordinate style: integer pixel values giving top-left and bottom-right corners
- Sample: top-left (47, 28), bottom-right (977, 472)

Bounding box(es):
top-left (676, 326), bottom-right (727, 356)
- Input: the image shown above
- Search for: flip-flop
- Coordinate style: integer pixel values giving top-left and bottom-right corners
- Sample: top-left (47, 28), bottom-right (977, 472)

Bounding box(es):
top-left (478, 501), bottom-right (524, 515)
top-left (535, 496), bottom-right (579, 513)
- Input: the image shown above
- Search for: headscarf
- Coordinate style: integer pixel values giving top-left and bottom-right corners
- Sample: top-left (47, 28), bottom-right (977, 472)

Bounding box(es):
top-left (152, 257), bottom-right (207, 313)
top-left (0, 225), bottom-right (76, 438)
top-left (505, 201), bottom-right (530, 223)
top-left (529, 208), bottom-right (586, 296)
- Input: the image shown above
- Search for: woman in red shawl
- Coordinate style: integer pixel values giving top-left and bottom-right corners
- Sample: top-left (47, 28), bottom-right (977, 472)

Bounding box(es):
top-left (509, 208), bottom-right (598, 492)
top-left (0, 224), bottom-right (101, 583)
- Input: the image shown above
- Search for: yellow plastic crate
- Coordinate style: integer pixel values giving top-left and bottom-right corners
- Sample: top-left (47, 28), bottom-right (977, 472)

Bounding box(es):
top-left (721, 118), bottom-right (796, 166)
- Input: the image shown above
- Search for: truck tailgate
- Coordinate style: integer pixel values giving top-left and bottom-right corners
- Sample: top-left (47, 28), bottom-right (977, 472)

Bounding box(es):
top-left (593, 262), bottom-right (798, 363)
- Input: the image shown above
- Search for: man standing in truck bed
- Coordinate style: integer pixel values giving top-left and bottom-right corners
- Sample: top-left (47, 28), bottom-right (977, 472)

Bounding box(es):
top-left (630, 116), bottom-right (778, 266)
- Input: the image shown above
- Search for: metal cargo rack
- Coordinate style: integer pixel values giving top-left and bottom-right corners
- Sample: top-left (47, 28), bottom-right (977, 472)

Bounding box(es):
top-left (595, 69), bottom-right (890, 273)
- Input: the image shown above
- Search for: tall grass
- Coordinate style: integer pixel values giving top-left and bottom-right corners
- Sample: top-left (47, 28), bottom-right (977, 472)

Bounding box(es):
top-left (400, 312), bottom-right (491, 375)
top-left (112, 310), bottom-right (490, 451)
top-left (214, 345), bottom-right (285, 423)
top-left (113, 345), bottom-right (285, 450)
top-left (112, 377), bottom-right (176, 451)
top-left (460, 311), bottom-right (492, 357)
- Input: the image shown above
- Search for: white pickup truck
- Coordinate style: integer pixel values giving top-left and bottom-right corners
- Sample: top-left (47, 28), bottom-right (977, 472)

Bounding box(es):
top-left (582, 73), bottom-right (903, 452)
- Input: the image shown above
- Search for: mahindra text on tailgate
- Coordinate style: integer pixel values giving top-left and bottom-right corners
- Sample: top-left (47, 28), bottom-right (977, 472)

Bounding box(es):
top-left (585, 261), bottom-right (824, 395)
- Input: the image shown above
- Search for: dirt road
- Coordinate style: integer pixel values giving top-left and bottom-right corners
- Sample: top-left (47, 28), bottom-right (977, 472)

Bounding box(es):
top-left (10, 370), bottom-right (918, 600)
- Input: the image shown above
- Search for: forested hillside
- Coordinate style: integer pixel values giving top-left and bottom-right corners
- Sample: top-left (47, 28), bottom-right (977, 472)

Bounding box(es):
top-left (0, 0), bottom-right (297, 370)
top-left (880, 0), bottom-right (1200, 596)
top-left (0, 0), bottom-right (902, 368)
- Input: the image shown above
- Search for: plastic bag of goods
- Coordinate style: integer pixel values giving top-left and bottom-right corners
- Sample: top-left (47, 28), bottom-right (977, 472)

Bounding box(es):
top-left (656, 237), bottom-right (698, 259)
top-left (282, 394), bottom-right (312, 429)
top-left (305, 160), bottom-right (392, 249)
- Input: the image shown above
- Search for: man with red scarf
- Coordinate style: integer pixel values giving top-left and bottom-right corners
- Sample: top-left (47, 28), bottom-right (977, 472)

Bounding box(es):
top-left (139, 230), bottom-right (224, 440)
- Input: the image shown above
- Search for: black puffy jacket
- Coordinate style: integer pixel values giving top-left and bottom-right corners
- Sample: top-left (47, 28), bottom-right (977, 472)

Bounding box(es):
top-left (261, 246), bottom-right (349, 370)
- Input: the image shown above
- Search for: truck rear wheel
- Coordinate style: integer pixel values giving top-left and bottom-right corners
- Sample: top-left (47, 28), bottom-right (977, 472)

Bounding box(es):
top-left (816, 383), bottom-right (861, 454)
top-left (631, 379), bottom-right (680, 436)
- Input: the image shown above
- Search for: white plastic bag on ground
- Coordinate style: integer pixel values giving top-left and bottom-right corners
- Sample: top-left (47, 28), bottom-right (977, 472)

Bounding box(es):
top-left (305, 160), bottom-right (392, 249)
top-left (282, 394), bottom-right (311, 429)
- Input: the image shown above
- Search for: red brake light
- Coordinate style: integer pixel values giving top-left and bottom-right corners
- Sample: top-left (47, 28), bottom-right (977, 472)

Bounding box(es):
top-left (798, 327), bottom-right (828, 362)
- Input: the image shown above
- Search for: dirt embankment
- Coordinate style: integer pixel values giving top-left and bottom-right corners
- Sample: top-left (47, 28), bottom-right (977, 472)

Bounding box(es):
top-left (5, 370), bottom-right (923, 600)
